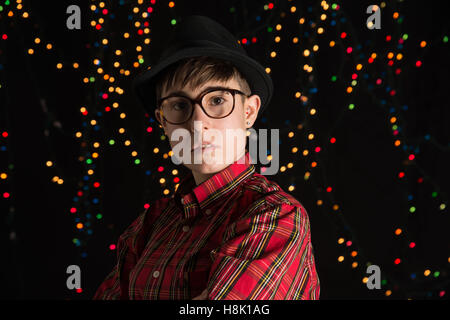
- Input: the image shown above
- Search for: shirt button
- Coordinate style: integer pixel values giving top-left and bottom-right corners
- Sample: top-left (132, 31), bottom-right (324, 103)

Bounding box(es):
top-left (205, 209), bottom-right (212, 215)
top-left (182, 225), bottom-right (190, 232)
top-left (153, 271), bottom-right (160, 278)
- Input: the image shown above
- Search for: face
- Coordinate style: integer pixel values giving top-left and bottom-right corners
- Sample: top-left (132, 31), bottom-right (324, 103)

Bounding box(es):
top-left (155, 77), bottom-right (261, 185)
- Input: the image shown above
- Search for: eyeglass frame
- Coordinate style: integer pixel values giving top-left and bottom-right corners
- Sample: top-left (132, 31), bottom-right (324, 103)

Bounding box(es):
top-left (156, 86), bottom-right (250, 125)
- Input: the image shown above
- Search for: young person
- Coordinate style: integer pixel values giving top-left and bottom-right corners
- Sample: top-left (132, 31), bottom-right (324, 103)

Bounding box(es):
top-left (93, 15), bottom-right (319, 300)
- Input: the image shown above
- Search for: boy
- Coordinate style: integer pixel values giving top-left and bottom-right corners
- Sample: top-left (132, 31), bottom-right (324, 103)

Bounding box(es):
top-left (93, 15), bottom-right (319, 300)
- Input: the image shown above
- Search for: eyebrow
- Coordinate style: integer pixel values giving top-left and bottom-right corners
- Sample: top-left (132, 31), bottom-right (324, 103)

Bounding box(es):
top-left (162, 86), bottom-right (230, 100)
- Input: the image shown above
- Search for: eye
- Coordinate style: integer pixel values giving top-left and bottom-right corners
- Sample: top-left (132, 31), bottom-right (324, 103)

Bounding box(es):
top-left (172, 101), bottom-right (189, 111)
top-left (211, 97), bottom-right (225, 106)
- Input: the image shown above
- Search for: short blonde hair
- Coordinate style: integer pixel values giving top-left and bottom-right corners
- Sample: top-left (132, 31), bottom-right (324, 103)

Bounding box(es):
top-left (155, 56), bottom-right (251, 103)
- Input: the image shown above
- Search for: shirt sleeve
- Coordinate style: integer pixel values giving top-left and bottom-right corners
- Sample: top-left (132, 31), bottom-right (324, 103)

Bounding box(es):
top-left (93, 209), bottom-right (148, 300)
top-left (207, 201), bottom-right (320, 300)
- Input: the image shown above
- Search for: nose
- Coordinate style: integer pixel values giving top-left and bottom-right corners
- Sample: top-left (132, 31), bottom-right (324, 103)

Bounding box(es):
top-left (188, 103), bottom-right (211, 133)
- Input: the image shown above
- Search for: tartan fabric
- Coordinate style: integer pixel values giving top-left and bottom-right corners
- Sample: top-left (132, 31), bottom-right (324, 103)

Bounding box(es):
top-left (93, 152), bottom-right (320, 300)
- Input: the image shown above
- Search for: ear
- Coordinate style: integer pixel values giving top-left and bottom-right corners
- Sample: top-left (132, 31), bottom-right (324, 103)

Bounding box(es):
top-left (154, 108), bottom-right (166, 131)
top-left (244, 94), bottom-right (261, 128)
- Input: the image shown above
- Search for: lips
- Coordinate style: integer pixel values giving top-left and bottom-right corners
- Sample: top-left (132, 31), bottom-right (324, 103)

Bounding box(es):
top-left (191, 142), bottom-right (217, 152)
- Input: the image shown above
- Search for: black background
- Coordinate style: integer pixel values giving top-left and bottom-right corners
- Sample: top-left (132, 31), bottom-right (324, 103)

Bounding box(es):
top-left (1, 0), bottom-right (449, 300)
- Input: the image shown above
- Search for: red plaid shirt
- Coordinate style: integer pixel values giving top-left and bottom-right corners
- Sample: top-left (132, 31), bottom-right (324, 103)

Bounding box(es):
top-left (93, 152), bottom-right (320, 300)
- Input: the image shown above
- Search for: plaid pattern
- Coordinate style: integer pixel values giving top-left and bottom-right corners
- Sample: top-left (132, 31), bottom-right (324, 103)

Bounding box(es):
top-left (93, 152), bottom-right (320, 300)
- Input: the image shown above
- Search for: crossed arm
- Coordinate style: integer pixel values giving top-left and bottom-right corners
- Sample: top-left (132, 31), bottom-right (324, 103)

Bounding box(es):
top-left (192, 202), bottom-right (319, 300)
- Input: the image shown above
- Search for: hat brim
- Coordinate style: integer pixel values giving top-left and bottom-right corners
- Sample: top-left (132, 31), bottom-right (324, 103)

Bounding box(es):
top-left (132, 47), bottom-right (273, 118)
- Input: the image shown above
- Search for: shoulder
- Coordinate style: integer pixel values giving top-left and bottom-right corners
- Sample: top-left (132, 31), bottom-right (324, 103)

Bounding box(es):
top-left (117, 197), bottom-right (172, 247)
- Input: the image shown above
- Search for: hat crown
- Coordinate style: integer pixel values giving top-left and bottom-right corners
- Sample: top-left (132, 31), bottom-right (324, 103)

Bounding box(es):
top-left (160, 15), bottom-right (247, 61)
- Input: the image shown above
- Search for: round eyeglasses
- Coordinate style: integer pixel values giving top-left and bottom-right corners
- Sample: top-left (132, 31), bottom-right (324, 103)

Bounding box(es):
top-left (157, 87), bottom-right (249, 125)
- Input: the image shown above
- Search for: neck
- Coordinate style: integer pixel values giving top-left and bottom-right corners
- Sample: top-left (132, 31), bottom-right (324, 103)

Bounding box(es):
top-left (192, 171), bottom-right (215, 186)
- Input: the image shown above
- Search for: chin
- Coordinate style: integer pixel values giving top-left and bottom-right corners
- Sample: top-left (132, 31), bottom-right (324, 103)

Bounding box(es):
top-left (185, 162), bottom-right (228, 175)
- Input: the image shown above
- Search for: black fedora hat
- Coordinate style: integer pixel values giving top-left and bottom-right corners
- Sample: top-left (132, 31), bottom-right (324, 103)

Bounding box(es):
top-left (132, 15), bottom-right (273, 118)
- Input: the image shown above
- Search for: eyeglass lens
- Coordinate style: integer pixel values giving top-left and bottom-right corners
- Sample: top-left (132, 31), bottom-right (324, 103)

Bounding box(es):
top-left (161, 90), bottom-right (234, 124)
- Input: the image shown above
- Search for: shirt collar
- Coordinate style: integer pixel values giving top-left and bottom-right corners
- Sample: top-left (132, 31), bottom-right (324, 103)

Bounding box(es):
top-left (173, 151), bottom-right (255, 219)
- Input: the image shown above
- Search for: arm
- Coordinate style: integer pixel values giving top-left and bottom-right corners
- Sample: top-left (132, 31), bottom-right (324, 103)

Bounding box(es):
top-left (206, 201), bottom-right (320, 300)
top-left (93, 209), bottom-right (149, 300)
